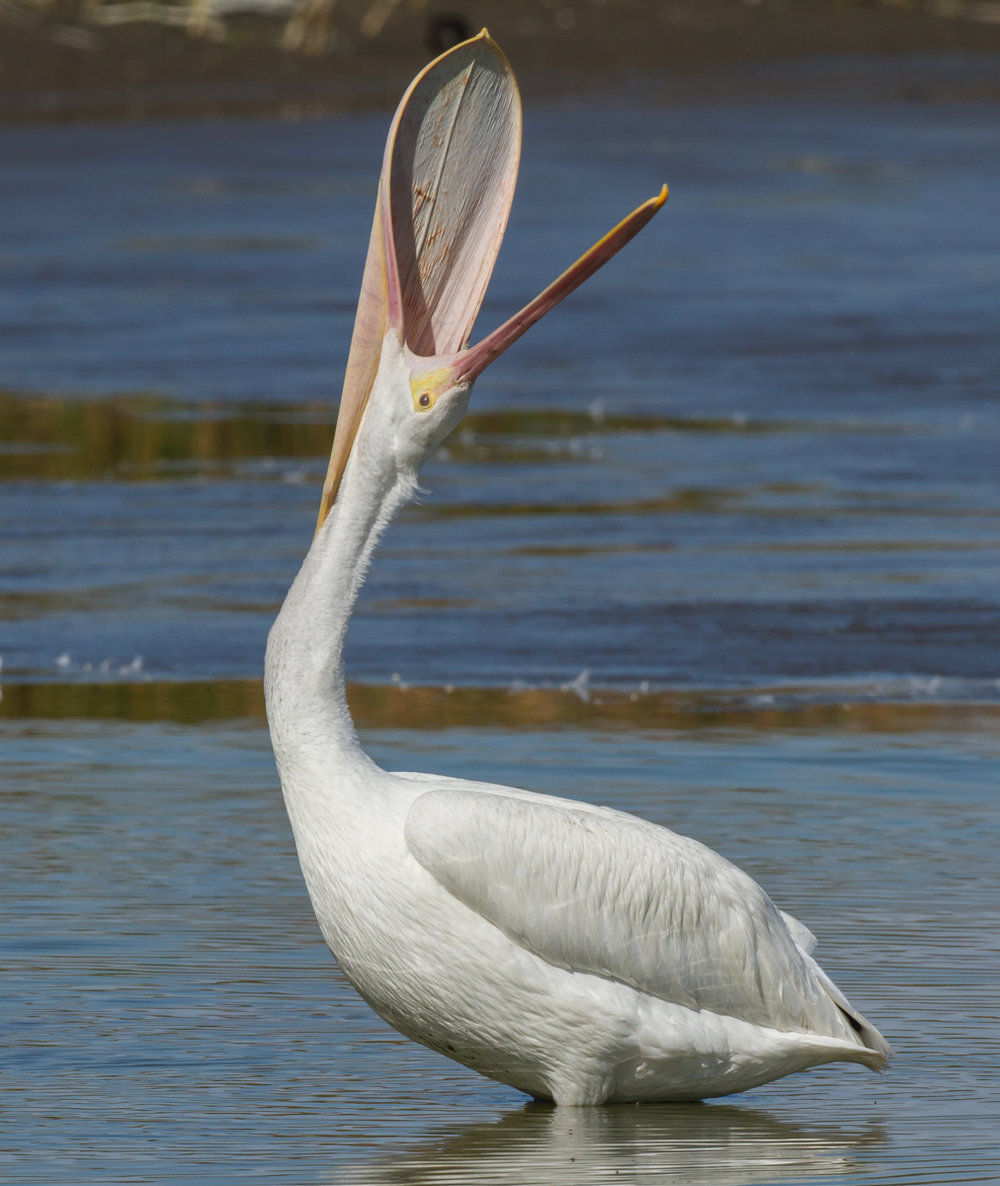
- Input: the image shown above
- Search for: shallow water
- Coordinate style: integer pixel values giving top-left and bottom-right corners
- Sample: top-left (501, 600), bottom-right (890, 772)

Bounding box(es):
top-left (3, 718), bottom-right (998, 1183)
top-left (2, 69), bottom-right (999, 1184)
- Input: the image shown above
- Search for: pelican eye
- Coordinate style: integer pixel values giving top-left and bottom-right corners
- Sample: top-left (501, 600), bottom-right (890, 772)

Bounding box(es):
top-left (411, 369), bottom-right (449, 413)
top-left (413, 388), bottom-right (439, 413)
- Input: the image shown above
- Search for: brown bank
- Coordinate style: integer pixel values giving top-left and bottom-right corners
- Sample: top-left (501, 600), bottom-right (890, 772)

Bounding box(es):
top-left (2, 0), bottom-right (1000, 122)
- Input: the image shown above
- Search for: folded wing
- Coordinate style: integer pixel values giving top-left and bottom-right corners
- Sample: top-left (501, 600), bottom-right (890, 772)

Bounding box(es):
top-left (405, 786), bottom-right (868, 1043)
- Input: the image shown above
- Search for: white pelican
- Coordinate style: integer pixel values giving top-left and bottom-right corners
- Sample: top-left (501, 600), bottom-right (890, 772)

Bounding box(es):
top-left (265, 32), bottom-right (891, 1105)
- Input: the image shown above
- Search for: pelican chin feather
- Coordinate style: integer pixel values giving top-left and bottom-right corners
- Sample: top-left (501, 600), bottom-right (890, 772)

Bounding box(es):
top-left (265, 31), bottom-right (890, 1105)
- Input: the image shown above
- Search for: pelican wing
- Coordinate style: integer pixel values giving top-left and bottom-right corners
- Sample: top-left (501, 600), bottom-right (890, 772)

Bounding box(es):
top-left (405, 787), bottom-right (852, 1038)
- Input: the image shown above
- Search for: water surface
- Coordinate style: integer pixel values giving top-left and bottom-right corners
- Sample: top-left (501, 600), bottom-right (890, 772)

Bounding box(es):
top-left (1, 72), bottom-right (999, 1184)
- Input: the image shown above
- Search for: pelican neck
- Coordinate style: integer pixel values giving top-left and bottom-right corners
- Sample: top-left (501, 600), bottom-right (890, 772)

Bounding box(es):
top-left (264, 419), bottom-right (415, 778)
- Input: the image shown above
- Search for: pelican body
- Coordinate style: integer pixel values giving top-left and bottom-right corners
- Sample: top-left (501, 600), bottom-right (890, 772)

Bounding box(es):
top-left (265, 33), bottom-right (890, 1104)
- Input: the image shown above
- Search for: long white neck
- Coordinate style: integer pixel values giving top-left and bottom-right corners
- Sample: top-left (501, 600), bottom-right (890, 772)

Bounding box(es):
top-left (264, 390), bottom-right (416, 789)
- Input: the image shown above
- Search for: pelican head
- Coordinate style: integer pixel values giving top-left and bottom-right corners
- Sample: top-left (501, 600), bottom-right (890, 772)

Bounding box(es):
top-left (315, 30), bottom-right (667, 531)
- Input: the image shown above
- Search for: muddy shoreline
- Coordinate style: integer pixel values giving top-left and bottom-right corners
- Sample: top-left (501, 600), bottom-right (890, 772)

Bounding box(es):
top-left (3, 0), bottom-right (1000, 123)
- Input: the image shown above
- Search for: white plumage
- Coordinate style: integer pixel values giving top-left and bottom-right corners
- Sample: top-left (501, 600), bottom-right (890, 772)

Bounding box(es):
top-left (265, 32), bottom-right (890, 1105)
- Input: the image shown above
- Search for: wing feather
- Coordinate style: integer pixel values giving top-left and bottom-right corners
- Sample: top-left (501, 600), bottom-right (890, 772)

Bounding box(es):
top-left (405, 787), bottom-right (845, 1036)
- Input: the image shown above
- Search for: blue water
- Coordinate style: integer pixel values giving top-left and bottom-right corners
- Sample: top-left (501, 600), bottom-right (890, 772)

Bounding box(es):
top-left (1, 68), bottom-right (999, 1184)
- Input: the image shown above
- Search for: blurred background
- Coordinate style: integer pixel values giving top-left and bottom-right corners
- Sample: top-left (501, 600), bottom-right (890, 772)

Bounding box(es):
top-left (3, 0), bottom-right (1000, 121)
top-left (2, 4), bottom-right (999, 1185)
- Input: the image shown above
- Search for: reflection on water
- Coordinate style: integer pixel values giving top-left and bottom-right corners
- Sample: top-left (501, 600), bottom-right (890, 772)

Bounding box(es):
top-left (335, 1103), bottom-right (885, 1185)
top-left (0, 383), bottom-right (836, 483)
top-left (1, 70), bottom-right (999, 1186)
top-left (0, 387), bottom-right (331, 481)
top-left (4, 674), bottom-right (1000, 735)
